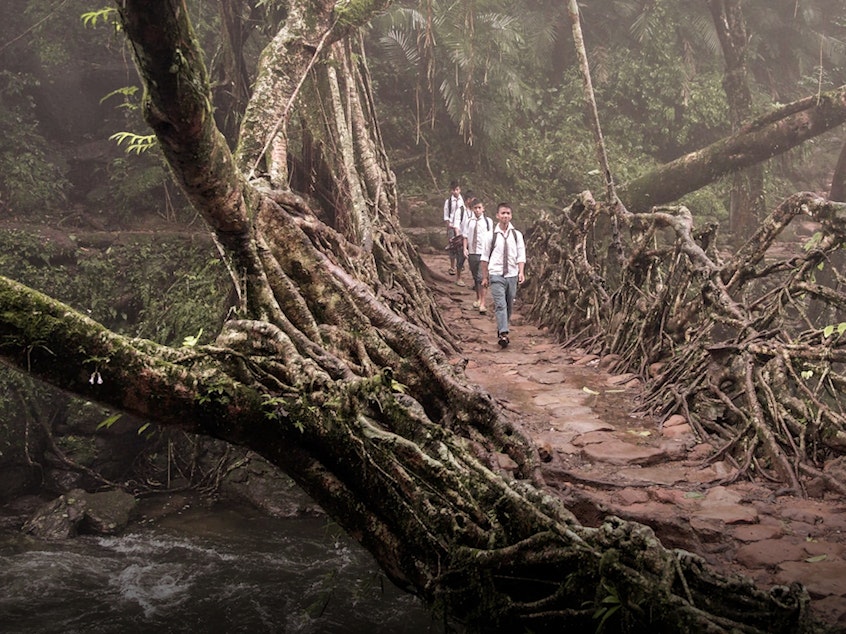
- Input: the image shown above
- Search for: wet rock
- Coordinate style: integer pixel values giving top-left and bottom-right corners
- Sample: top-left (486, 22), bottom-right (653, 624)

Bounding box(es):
top-left (82, 489), bottom-right (137, 535)
top-left (22, 489), bottom-right (88, 540)
top-left (221, 458), bottom-right (322, 518)
top-left (21, 488), bottom-right (137, 540)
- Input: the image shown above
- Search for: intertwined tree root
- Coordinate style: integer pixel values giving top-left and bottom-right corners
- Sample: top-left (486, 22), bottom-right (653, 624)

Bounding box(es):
top-left (526, 191), bottom-right (846, 495)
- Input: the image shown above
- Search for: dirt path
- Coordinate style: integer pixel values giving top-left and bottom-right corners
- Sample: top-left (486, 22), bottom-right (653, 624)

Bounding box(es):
top-left (423, 251), bottom-right (846, 630)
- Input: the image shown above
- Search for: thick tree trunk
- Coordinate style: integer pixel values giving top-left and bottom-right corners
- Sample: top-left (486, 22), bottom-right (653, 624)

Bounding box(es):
top-left (619, 85), bottom-right (846, 211)
top-left (0, 0), bottom-right (820, 630)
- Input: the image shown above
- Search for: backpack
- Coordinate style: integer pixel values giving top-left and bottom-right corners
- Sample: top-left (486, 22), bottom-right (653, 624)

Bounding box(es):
top-left (488, 227), bottom-right (520, 259)
top-left (446, 197), bottom-right (465, 225)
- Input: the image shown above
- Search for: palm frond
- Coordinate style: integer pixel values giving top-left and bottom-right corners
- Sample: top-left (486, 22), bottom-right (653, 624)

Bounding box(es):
top-left (378, 28), bottom-right (422, 70)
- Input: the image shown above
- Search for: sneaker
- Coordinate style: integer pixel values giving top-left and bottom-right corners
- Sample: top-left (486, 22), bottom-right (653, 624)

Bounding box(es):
top-left (448, 268), bottom-right (456, 275)
top-left (472, 300), bottom-right (480, 308)
top-left (479, 306), bottom-right (487, 314)
top-left (456, 280), bottom-right (466, 286)
top-left (498, 332), bottom-right (509, 348)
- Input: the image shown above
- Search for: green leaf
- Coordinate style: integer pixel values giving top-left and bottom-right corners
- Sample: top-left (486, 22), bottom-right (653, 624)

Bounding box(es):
top-left (109, 131), bottom-right (157, 154)
top-left (182, 327), bottom-right (204, 347)
top-left (137, 422), bottom-right (151, 435)
top-left (823, 325), bottom-right (835, 338)
top-left (96, 413), bottom-right (123, 430)
top-left (81, 8), bottom-right (117, 28)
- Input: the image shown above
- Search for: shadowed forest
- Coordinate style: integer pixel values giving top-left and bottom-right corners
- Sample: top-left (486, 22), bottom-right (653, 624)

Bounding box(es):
top-left (2, 1), bottom-right (846, 632)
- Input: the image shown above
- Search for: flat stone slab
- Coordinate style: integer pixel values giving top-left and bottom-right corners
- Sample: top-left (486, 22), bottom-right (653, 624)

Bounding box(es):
top-left (580, 439), bottom-right (668, 466)
top-left (688, 486), bottom-right (759, 524)
top-left (571, 431), bottom-right (618, 446)
top-left (552, 419), bottom-right (612, 435)
top-left (616, 465), bottom-right (688, 486)
top-left (696, 501), bottom-right (759, 525)
top-left (731, 523), bottom-right (784, 542)
top-left (777, 560), bottom-right (846, 598)
top-left (735, 540), bottom-right (806, 568)
top-left (548, 405), bottom-right (595, 418)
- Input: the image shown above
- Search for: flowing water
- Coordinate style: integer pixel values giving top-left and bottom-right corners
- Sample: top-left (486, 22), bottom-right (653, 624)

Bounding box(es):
top-left (0, 504), bottom-right (450, 633)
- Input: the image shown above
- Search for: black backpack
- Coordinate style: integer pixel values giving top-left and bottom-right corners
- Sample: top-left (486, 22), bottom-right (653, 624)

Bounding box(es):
top-left (488, 227), bottom-right (519, 258)
top-left (446, 197), bottom-right (466, 226)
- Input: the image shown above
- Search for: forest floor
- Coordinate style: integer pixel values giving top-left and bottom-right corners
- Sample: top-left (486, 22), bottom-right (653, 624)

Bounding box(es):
top-left (421, 250), bottom-right (846, 631)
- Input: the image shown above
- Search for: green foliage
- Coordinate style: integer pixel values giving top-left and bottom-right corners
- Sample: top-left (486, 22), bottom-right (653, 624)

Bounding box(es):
top-left (0, 71), bottom-right (71, 213)
top-left (95, 412), bottom-right (123, 430)
top-left (592, 582), bottom-right (621, 632)
top-left (181, 328), bottom-right (204, 348)
top-left (100, 86), bottom-right (140, 109)
top-left (81, 7), bottom-right (118, 29)
top-left (0, 229), bottom-right (229, 346)
top-left (196, 383), bottom-right (231, 406)
top-left (368, 0), bottom-right (549, 161)
top-left (110, 131), bottom-right (158, 155)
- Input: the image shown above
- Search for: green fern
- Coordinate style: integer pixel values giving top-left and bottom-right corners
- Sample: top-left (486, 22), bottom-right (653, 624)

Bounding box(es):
top-left (81, 8), bottom-right (118, 29)
top-left (109, 131), bottom-right (158, 155)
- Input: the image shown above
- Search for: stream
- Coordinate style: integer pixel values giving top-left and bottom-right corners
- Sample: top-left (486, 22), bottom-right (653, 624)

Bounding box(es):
top-left (0, 503), bottom-right (450, 633)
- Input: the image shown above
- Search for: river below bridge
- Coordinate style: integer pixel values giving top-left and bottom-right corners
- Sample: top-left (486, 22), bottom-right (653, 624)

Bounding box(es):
top-left (0, 501), bottom-right (448, 634)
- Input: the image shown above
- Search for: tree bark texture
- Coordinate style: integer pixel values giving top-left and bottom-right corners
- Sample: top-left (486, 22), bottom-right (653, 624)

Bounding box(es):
top-left (0, 0), bottom-right (823, 630)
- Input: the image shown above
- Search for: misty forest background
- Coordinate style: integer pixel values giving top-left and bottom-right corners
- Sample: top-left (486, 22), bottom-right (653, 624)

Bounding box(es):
top-left (0, 0), bottom-right (844, 500)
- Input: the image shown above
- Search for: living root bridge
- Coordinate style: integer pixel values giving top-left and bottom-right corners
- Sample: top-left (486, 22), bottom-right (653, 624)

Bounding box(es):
top-left (526, 190), bottom-right (846, 495)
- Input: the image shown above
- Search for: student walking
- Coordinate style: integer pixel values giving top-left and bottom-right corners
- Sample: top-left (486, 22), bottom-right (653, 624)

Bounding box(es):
top-left (448, 192), bottom-right (469, 286)
top-left (443, 181), bottom-right (464, 276)
top-left (481, 202), bottom-right (525, 348)
top-left (462, 197), bottom-right (493, 313)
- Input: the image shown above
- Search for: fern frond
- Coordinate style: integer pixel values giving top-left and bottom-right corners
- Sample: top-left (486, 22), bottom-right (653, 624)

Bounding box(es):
top-left (81, 8), bottom-right (117, 29)
top-left (109, 132), bottom-right (157, 155)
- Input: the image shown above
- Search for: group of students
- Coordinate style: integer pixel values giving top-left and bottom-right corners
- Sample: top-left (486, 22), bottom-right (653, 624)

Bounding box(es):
top-left (442, 180), bottom-right (526, 348)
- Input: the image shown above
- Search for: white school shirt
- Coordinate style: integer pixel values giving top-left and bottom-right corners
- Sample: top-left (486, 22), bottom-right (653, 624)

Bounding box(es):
top-left (448, 200), bottom-right (468, 233)
top-left (443, 194), bottom-right (464, 223)
top-left (462, 214), bottom-right (493, 255)
top-left (481, 223), bottom-right (526, 277)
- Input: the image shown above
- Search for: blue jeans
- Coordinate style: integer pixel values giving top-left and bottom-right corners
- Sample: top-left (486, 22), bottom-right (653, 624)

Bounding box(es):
top-left (489, 275), bottom-right (517, 335)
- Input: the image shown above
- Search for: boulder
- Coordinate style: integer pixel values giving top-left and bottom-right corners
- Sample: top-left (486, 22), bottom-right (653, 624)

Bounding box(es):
top-left (21, 487), bottom-right (137, 540)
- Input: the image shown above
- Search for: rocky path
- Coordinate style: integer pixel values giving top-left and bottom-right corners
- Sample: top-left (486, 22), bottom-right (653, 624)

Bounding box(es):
top-left (423, 251), bottom-right (846, 630)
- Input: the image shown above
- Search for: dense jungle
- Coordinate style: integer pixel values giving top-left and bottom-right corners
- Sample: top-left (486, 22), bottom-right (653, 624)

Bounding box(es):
top-left (2, 0), bottom-right (846, 632)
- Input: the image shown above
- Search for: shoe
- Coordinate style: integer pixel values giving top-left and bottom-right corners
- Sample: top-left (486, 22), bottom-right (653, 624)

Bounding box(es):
top-left (498, 332), bottom-right (509, 348)
top-left (456, 280), bottom-right (466, 286)
top-left (472, 300), bottom-right (480, 308)
top-left (448, 268), bottom-right (456, 275)
top-left (479, 306), bottom-right (487, 314)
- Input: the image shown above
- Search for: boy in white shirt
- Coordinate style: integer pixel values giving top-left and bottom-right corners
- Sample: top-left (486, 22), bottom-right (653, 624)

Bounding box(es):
top-left (442, 181), bottom-right (464, 276)
top-left (480, 202), bottom-right (526, 348)
top-left (462, 198), bottom-right (493, 313)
